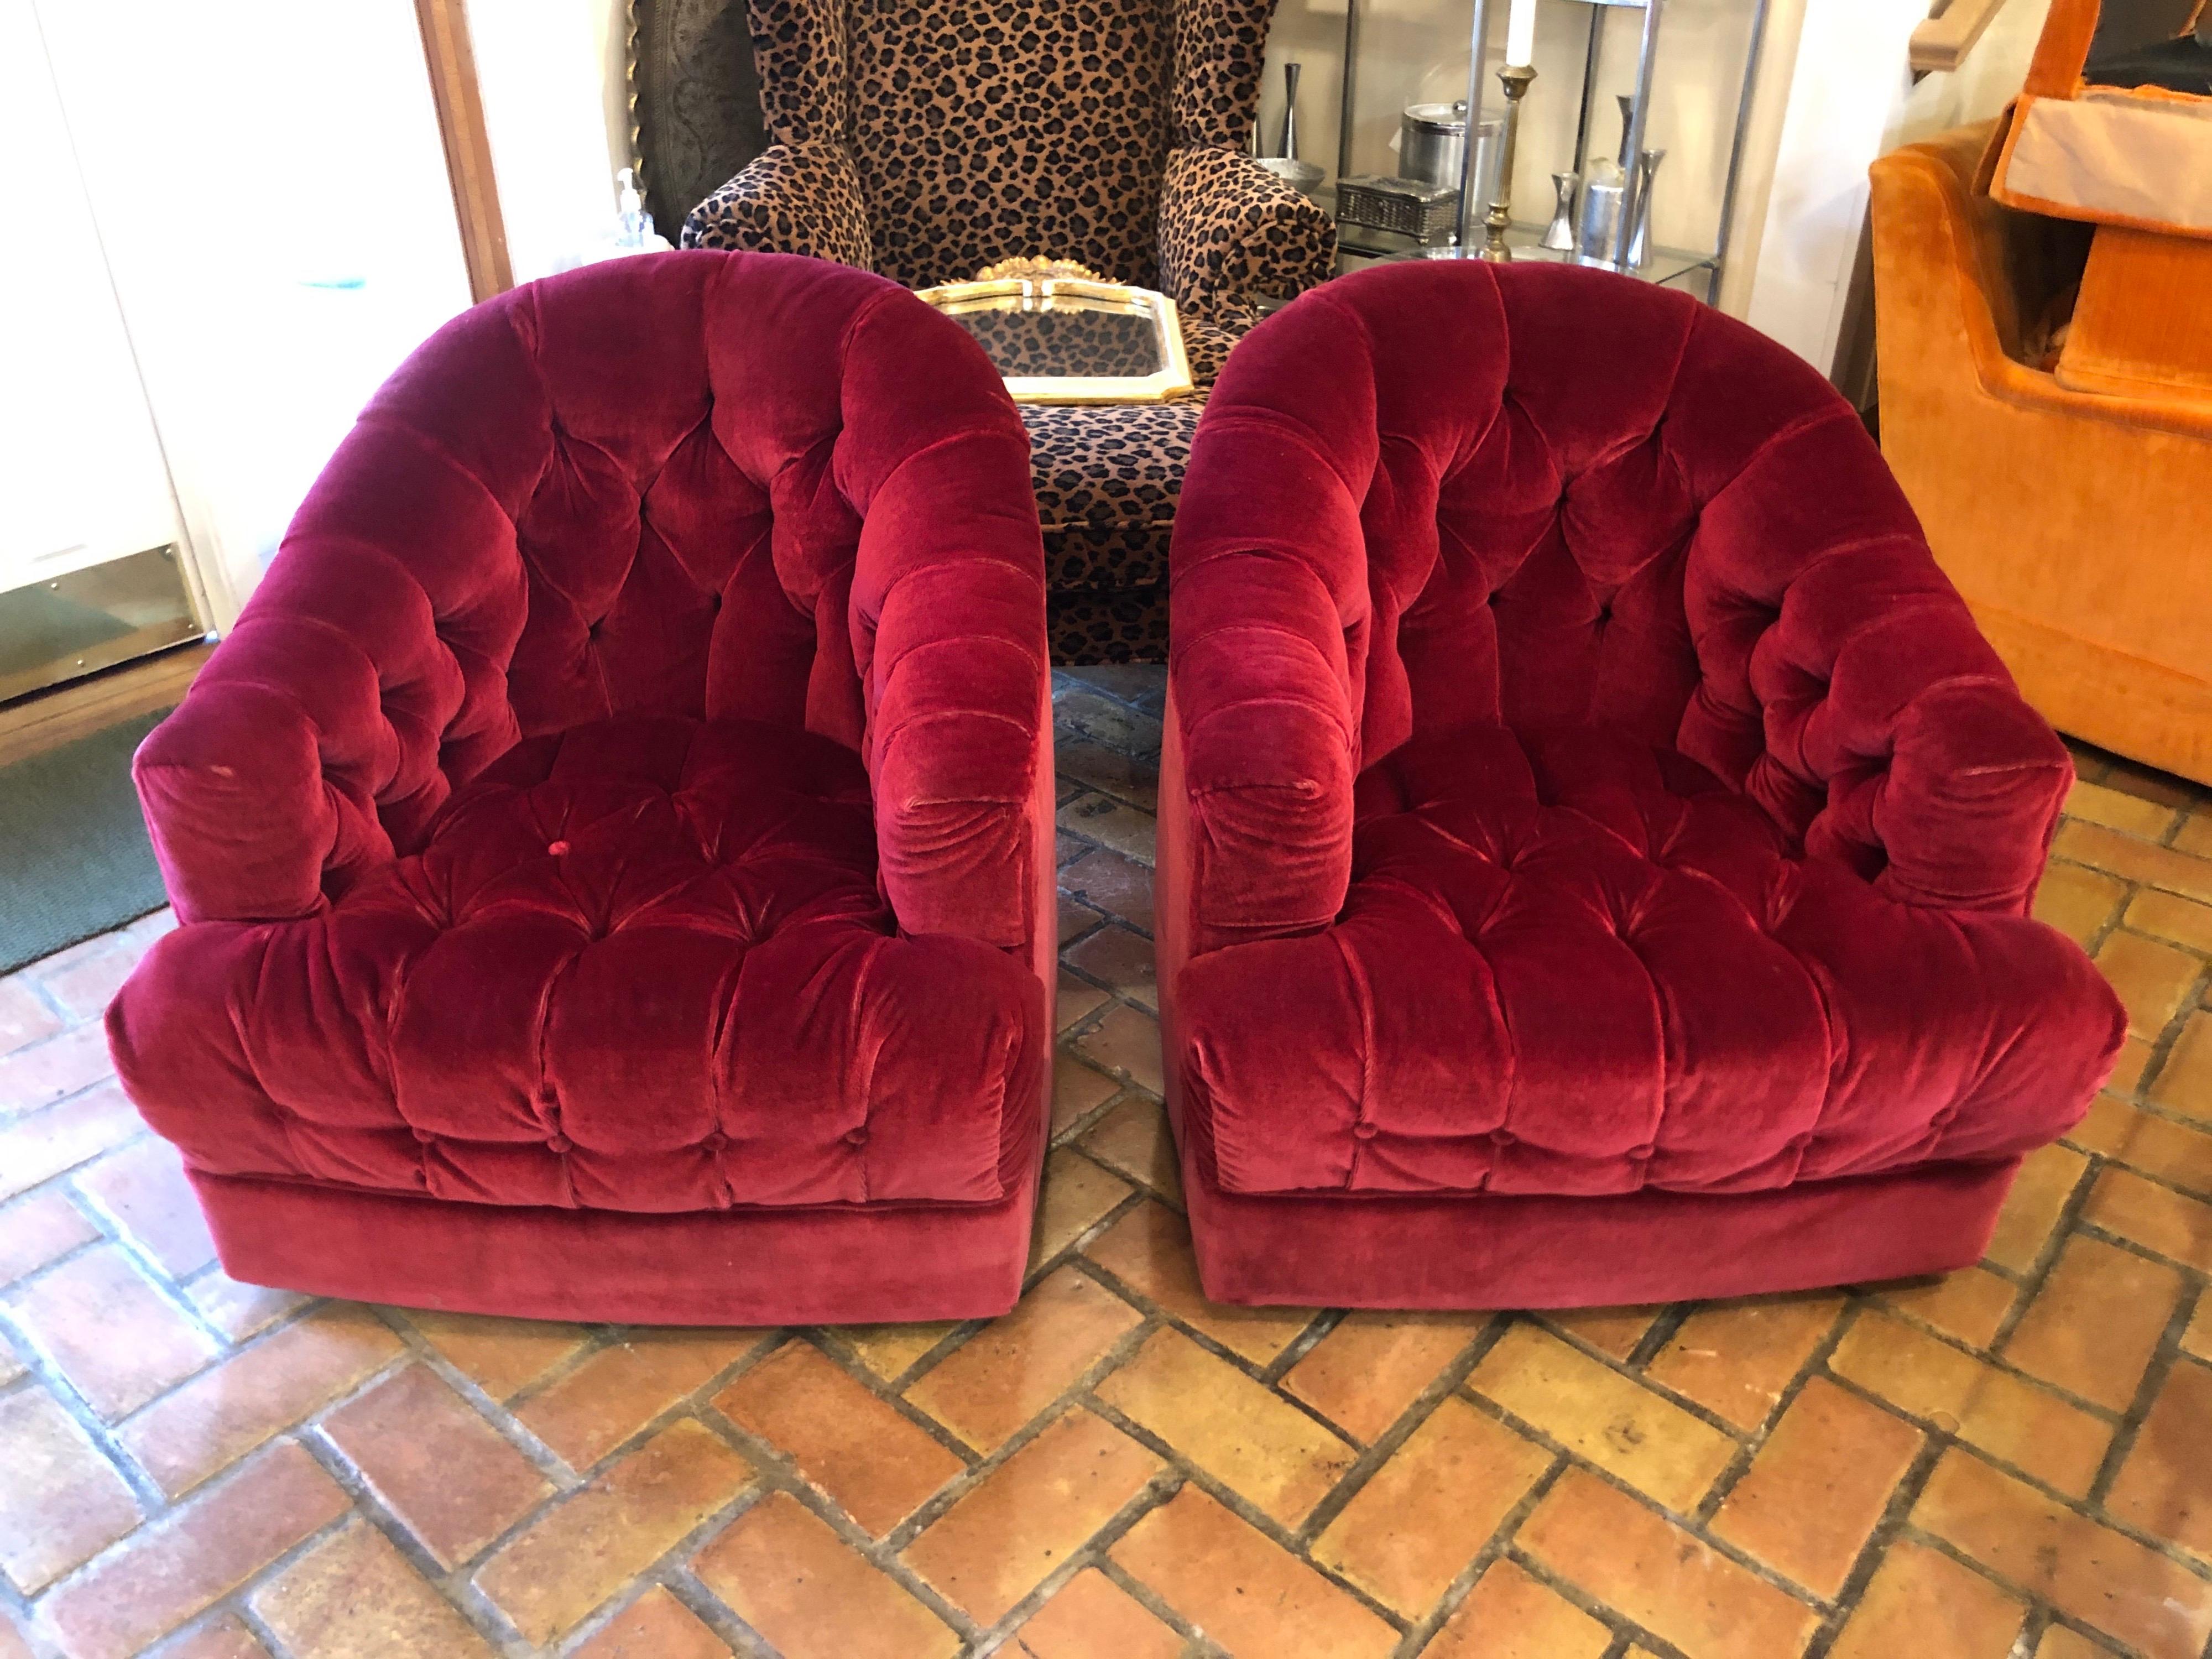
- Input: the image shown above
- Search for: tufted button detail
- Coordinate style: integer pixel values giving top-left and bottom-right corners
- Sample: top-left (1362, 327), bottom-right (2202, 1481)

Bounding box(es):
top-left (1785, 1133), bottom-right (1813, 1152)
top-left (546, 1134), bottom-right (573, 1154)
top-left (1489, 1128), bottom-right (1516, 1147)
top-left (844, 1126), bottom-right (869, 1147)
top-left (701, 1131), bottom-right (727, 1152)
top-left (1352, 1121), bottom-right (1379, 1140)
top-left (1627, 1141), bottom-right (1656, 1160)
top-left (411, 1167), bottom-right (429, 1186)
top-left (546, 839), bottom-right (570, 857)
top-left (411, 1126), bottom-right (437, 1144)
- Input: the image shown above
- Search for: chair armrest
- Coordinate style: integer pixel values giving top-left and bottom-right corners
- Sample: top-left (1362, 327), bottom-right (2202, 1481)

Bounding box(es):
top-left (1157, 146), bottom-right (1336, 326)
top-left (841, 291), bottom-right (1050, 952)
top-left (681, 143), bottom-right (874, 269)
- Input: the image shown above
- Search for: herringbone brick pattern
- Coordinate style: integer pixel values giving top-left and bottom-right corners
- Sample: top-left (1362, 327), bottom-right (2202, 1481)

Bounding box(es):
top-left (2, 666), bottom-right (2209, 1658)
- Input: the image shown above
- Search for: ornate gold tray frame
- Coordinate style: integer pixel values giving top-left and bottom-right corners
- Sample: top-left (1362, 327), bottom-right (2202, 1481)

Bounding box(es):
top-left (915, 265), bottom-right (1194, 405)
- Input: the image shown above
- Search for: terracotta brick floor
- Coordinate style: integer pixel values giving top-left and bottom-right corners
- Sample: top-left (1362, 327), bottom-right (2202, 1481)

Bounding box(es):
top-left (3, 666), bottom-right (2211, 1658)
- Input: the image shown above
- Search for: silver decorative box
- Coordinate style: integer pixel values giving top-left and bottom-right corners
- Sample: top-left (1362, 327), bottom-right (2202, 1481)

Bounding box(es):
top-left (1334, 174), bottom-right (1459, 251)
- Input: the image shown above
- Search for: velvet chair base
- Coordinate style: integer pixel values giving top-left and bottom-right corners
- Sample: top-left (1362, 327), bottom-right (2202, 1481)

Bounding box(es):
top-left (190, 1170), bottom-right (1042, 1326)
top-left (1177, 1149), bottom-right (2017, 1309)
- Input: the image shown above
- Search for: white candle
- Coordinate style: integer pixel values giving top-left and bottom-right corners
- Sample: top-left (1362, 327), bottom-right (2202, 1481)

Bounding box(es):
top-left (1505, 0), bottom-right (1537, 67)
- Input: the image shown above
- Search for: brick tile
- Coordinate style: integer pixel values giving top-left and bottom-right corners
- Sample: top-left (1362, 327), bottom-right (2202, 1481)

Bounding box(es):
top-left (1829, 1309), bottom-right (2109, 1495)
top-left (184, 1271), bottom-right (307, 1342)
top-left (2095, 931), bottom-right (2201, 1038)
top-left (1283, 1309), bottom-right (1485, 1444)
top-left (1061, 895), bottom-right (1103, 944)
top-left (473, 1419), bottom-right (750, 1646)
top-left (1645, 1292), bottom-right (1844, 1431)
top-left (1057, 846), bottom-right (1155, 931)
top-left (0, 1188), bottom-right (98, 1286)
top-left (1825, 1540), bottom-right (2025, 1659)
top-left (2111, 1034), bottom-right (2156, 1094)
top-left (691, 1489), bottom-right (959, 1659)
top-left (1057, 972), bottom-right (1109, 1033)
top-left (570, 1586), bottom-right (731, 1659)
top-left (0, 1025), bottom-right (114, 1117)
top-left (2066, 1095), bottom-right (2212, 1193)
top-left (1078, 1094), bottom-right (1181, 1203)
top-left (714, 1341), bottom-right (962, 1536)
top-left (1869, 1267), bottom-right (2018, 1348)
top-left (1519, 1468), bottom-right (1820, 1659)
top-left (517, 1328), bottom-right (759, 1469)
top-left (2054, 821), bottom-right (2212, 901)
top-left (2033, 1629), bottom-right (2109, 1659)
top-left (35, 1438), bottom-right (349, 1659)
top-left (1984, 1142), bottom-right (2090, 1270)
top-left (1063, 925), bottom-right (1156, 1010)
top-left (1709, 1376), bottom-right (1922, 1597)
top-left (1424, 1558), bottom-right (1613, 1659)
top-left (1050, 1051), bottom-right (1118, 1136)
top-left (830, 1321), bottom-right (960, 1381)
top-left (904, 1264), bottom-right (1143, 1452)
top-left (0, 1385), bottom-right (142, 1592)
top-left (1057, 793), bottom-right (1156, 866)
top-left (1055, 738), bottom-right (1159, 813)
top-left (1913, 1448), bottom-right (2212, 1659)
top-left (2104, 1359), bottom-right (2212, 1560)
top-left (905, 1408), bottom-right (1161, 1622)
top-left (9, 1243), bottom-right (215, 1418)
top-left (0, 978), bottom-right (61, 1058)
top-left (2180, 808), bottom-right (2212, 858)
top-left (0, 1084), bottom-right (142, 1201)
top-left (1112, 1484), bottom-right (1397, 1658)
top-left (1543, 1304), bottom-right (1661, 1360)
top-left (1030, 1147), bottom-right (1133, 1271)
top-left (402, 1308), bottom-right (591, 1401)
top-left (2186, 1300), bottom-right (2212, 1362)
top-left (2065, 779), bottom-right (2180, 838)
top-left (1055, 688), bottom-right (1161, 754)
top-left (2106, 1163), bottom-right (2212, 1271)
top-left (38, 945), bottom-right (143, 1025)
top-left (119, 1301), bottom-right (403, 1495)
top-left (1005, 1567), bottom-right (1182, 1659)
top-left (2127, 890), bottom-right (2212, 954)
top-left (2001, 1233), bottom-right (2183, 1409)
top-left (1083, 1199), bottom-right (1311, 1364)
top-left (1467, 1323), bottom-right (1737, 1512)
top-left (2033, 862), bottom-right (2126, 947)
top-left (2096, 759), bottom-right (2198, 810)
top-left (1313, 1395), bottom-right (1550, 1615)
top-left (1094, 1327), bottom-right (1353, 1526)
top-left (1071, 1003), bottom-right (1165, 1096)
top-left (162, 1616), bottom-right (272, 1659)
top-left (321, 1363), bottom-right (552, 1569)
top-left (2150, 1010), bottom-right (2212, 1123)
top-left (250, 1518), bottom-right (491, 1657)
top-left (0, 1611), bottom-right (27, 1659)
top-left (71, 1136), bottom-right (215, 1277)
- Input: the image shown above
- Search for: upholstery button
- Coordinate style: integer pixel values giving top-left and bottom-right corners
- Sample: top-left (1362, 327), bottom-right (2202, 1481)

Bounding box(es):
top-left (547, 839), bottom-right (570, 857)
top-left (1352, 1121), bottom-right (1379, 1141)
top-left (546, 1134), bottom-right (573, 1154)
top-left (411, 1127), bottom-right (437, 1144)
top-left (1627, 1141), bottom-right (1656, 1160)
top-left (701, 1131), bottom-right (727, 1152)
top-left (1489, 1128), bottom-right (1516, 1147)
top-left (844, 1127), bottom-right (869, 1147)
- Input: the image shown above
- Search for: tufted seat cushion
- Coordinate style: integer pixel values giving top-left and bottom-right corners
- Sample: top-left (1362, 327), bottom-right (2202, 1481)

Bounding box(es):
top-left (118, 714), bottom-right (1039, 1215)
top-left (1159, 259), bottom-right (2125, 1308)
top-left (1180, 720), bottom-right (2114, 1201)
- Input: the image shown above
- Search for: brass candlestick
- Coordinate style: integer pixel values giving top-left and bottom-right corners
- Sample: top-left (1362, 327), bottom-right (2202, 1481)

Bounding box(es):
top-left (1479, 62), bottom-right (1536, 261)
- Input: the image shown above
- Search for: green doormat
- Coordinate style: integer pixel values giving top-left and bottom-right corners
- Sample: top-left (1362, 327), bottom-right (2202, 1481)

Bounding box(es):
top-left (0, 708), bottom-right (173, 974)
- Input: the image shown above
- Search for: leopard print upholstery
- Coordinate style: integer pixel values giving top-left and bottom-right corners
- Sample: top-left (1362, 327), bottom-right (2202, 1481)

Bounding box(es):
top-left (1158, 146), bottom-right (1336, 322)
top-left (684, 143), bottom-right (873, 265)
top-left (957, 308), bottom-right (1176, 380)
top-left (681, 0), bottom-right (1331, 665)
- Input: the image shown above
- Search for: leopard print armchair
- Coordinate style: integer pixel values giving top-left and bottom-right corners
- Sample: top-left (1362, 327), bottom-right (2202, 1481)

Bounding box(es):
top-left (683, 0), bottom-right (1337, 663)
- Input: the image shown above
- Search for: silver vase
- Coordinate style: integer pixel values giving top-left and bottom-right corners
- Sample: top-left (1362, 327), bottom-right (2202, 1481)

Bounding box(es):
top-left (1279, 62), bottom-right (1302, 161)
top-left (1626, 147), bottom-right (1665, 270)
top-left (1541, 171), bottom-right (1578, 252)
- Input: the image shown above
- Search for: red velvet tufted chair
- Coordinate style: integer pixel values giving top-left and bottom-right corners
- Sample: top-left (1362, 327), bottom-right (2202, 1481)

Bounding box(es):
top-left (106, 253), bottom-right (1057, 1326)
top-left (1159, 260), bottom-right (2126, 1309)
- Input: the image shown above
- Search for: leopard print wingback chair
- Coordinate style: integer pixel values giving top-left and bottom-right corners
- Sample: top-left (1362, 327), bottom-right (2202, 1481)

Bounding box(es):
top-left (682, 0), bottom-right (1337, 662)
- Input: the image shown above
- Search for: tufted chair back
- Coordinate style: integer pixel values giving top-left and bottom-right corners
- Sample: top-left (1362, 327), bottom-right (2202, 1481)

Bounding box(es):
top-left (747, 0), bottom-right (1275, 289)
top-left (135, 253), bottom-right (1045, 939)
top-left (1173, 259), bottom-right (2066, 922)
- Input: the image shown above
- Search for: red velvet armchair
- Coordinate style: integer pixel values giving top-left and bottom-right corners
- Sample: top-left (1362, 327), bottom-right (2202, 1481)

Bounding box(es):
top-left (1159, 260), bottom-right (2126, 1308)
top-left (106, 253), bottom-right (1057, 1326)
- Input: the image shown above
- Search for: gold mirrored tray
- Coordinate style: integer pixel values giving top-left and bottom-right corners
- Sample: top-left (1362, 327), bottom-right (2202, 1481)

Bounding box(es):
top-left (917, 260), bottom-right (1194, 405)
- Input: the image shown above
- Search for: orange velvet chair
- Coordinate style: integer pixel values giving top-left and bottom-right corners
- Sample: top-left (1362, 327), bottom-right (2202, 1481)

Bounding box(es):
top-left (1869, 124), bottom-right (2212, 786)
